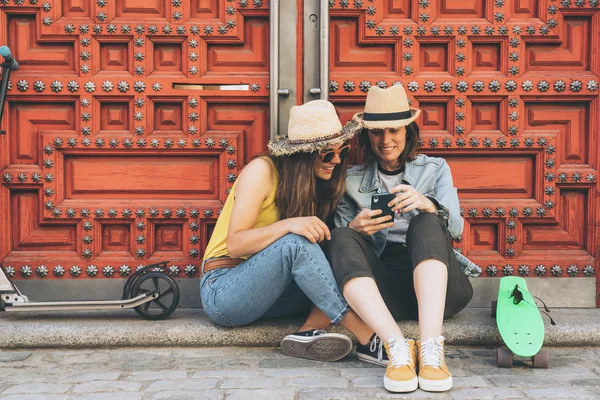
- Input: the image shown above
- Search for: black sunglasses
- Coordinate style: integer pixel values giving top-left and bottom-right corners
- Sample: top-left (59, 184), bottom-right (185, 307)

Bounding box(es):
top-left (320, 146), bottom-right (350, 163)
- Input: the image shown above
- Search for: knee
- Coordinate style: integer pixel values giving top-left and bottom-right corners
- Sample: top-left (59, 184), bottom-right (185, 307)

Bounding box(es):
top-left (407, 212), bottom-right (445, 239)
top-left (330, 227), bottom-right (360, 246)
top-left (277, 233), bottom-right (316, 248)
top-left (410, 211), bottom-right (441, 227)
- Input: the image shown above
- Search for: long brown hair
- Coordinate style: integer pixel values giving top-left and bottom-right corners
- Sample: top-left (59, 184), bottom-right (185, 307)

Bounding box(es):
top-left (358, 122), bottom-right (421, 168)
top-left (270, 150), bottom-right (350, 221)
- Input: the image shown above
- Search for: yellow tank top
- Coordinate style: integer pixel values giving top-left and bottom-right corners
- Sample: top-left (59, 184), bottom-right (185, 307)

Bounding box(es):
top-left (203, 157), bottom-right (279, 260)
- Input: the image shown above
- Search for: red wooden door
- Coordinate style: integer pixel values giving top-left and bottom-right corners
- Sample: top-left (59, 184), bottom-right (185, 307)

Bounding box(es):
top-left (0, 2), bottom-right (269, 282)
top-left (327, 0), bottom-right (599, 305)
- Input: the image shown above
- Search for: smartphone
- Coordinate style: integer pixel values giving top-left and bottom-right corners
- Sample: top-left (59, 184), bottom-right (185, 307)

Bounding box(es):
top-left (371, 192), bottom-right (395, 219)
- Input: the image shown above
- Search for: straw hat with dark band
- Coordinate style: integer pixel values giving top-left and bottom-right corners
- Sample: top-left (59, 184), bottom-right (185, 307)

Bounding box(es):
top-left (353, 84), bottom-right (421, 129)
top-left (268, 99), bottom-right (361, 157)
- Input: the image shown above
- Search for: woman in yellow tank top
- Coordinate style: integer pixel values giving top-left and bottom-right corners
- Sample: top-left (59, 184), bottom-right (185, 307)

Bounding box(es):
top-left (200, 100), bottom-right (376, 362)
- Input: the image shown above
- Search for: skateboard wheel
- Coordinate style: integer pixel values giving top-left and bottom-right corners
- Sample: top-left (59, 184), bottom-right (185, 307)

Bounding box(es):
top-left (491, 300), bottom-right (497, 318)
top-left (533, 349), bottom-right (550, 369)
top-left (497, 347), bottom-right (513, 368)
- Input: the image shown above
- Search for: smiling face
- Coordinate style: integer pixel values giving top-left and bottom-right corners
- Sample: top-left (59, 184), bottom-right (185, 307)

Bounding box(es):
top-left (312, 142), bottom-right (350, 180)
top-left (367, 126), bottom-right (406, 171)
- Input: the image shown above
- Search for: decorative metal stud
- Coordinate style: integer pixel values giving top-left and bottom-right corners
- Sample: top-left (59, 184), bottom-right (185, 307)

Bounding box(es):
top-left (486, 265), bottom-right (498, 276)
top-left (52, 265), bottom-right (65, 277)
top-left (582, 265), bottom-right (594, 277)
top-left (66, 208), bottom-right (76, 218)
top-left (42, 17), bottom-right (53, 26)
top-left (566, 265), bottom-right (578, 277)
top-left (185, 264), bottom-right (197, 276)
top-left (534, 264), bottom-right (546, 276)
top-left (329, 80), bottom-right (339, 93)
top-left (149, 208), bottom-right (159, 217)
top-left (33, 80), bottom-right (46, 92)
top-left (136, 209), bottom-right (145, 218)
top-left (136, 221), bottom-right (146, 230)
top-left (505, 80), bottom-right (517, 92)
top-left (102, 265), bottom-right (114, 277)
top-left (84, 81), bottom-right (96, 93)
top-left (119, 265), bottom-right (131, 276)
top-left (550, 264), bottom-right (562, 277)
top-left (177, 139), bottom-right (187, 148)
top-left (570, 80), bottom-right (582, 92)
top-left (134, 81), bottom-right (146, 93)
top-left (473, 81), bottom-right (484, 92)
top-left (21, 265), bottom-right (33, 277)
top-left (68, 265), bottom-right (81, 277)
top-left (554, 80), bottom-right (566, 92)
top-left (189, 249), bottom-right (200, 258)
top-left (152, 82), bottom-right (162, 91)
top-left (164, 264), bottom-right (179, 277)
top-left (437, 81), bottom-right (451, 93)
top-left (136, 248), bottom-right (146, 258)
top-left (359, 80), bottom-right (371, 92)
top-left (36, 265), bottom-right (49, 277)
top-left (81, 208), bottom-right (91, 217)
top-left (17, 80), bottom-right (29, 91)
top-left (4, 266), bottom-right (15, 278)
top-left (423, 81), bottom-right (435, 92)
top-left (83, 222), bottom-right (93, 231)
top-left (32, 173), bottom-right (42, 183)
top-left (189, 221), bottom-right (199, 231)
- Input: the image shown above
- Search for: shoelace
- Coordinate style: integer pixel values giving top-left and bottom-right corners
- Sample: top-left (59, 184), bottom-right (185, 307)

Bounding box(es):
top-left (419, 336), bottom-right (445, 368)
top-left (388, 338), bottom-right (412, 368)
top-left (369, 334), bottom-right (384, 362)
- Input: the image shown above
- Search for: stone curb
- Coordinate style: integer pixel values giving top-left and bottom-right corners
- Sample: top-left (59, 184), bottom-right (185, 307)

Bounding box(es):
top-left (0, 308), bottom-right (599, 349)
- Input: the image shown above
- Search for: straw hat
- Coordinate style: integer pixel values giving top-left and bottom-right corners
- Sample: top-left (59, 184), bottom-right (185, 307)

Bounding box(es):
top-left (353, 84), bottom-right (420, 129)
top-left (268, 99), bottom-right (361, 157)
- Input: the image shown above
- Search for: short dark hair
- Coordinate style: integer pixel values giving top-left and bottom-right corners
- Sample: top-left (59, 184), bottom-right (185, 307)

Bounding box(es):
top-left (358, 122), bottom-right (421, 166)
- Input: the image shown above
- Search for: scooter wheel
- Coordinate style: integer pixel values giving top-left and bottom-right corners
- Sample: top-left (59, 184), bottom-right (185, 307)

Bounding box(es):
top-left (131, 271), bottom-right (180, 320)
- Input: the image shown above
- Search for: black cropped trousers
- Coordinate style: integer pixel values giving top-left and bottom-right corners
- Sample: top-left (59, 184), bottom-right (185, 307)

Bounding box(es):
top-left (326, 212), bottom-right (473, 321)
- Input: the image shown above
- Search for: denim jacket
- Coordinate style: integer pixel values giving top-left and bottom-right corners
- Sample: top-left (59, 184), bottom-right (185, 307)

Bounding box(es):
top-left (334, 154), bottom-right (481, 277)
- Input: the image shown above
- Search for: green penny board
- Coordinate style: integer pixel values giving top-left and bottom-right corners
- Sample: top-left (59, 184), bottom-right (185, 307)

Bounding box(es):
top-left (496, 276), bottom-right (544, 357)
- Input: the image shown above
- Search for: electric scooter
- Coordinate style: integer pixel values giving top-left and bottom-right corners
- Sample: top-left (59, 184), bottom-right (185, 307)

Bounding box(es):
top-left (0, 46), bottom-right (180, 320)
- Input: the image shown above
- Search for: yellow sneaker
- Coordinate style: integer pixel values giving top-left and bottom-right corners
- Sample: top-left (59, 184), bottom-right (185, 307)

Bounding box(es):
top-left (417, 336), bottom-right (453, 392)
top-left (383, 339), bottom-right (418, 392)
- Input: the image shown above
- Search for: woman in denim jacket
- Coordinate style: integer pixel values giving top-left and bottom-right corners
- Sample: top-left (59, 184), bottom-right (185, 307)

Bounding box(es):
top-left (327, 85), bottom-right (481, 393)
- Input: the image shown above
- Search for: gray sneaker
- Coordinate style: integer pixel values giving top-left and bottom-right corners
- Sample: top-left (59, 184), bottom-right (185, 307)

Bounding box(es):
top-left (280, 329), bottom-right (353, 362)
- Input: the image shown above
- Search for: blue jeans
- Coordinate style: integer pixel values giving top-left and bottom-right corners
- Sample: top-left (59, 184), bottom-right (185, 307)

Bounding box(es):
top-left (200, 234), bottom-right (350, 327)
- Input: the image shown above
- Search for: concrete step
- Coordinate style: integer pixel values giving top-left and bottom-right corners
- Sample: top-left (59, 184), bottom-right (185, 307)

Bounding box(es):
top-left (1, 308), bottom-right (599, 349)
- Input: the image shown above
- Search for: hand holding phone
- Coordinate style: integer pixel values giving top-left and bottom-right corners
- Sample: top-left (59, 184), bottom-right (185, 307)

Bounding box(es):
top-left (371, 192), bottom-right (396, 219)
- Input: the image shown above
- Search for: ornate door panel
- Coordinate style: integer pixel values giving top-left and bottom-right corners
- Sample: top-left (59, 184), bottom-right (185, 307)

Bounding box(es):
top-left (0, 2), bottom-right (269, 284)
top-left (327, 0), bottom-right (599, 305)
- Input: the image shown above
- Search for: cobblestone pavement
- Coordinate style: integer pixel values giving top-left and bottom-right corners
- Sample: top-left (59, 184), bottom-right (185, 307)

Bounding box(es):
top-left (1, 346), bottom-right (599, 400)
